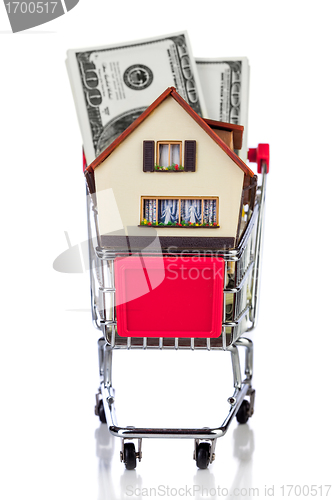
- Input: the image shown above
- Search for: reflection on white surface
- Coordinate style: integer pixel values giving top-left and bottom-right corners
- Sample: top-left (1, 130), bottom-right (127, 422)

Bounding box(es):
top-left (95, 425), bottom-right (115, 500)
top-left (227, 425), bottom-right (255, 498)
top-left (95, 421), bottom-right (255, 499)
top-left (193, 468), bottom-right (217, 499)
top-left (192, 424), bottom-right (255, 499)
top-left (96, 424), bottom-right (143, 500)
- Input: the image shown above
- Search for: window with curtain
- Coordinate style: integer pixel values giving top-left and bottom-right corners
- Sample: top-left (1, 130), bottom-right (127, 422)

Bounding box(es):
top-left (203, 199), bottom-right (217, 224)
top-left (158, 199), bottom-right (179, 224)
top-left (143, 198), bottom-right (157, 224)
top-left (180, 199), bottom-right (202, 224)
top-left (157, 142), bottom-right (181, 168)
top-left (143, 140), bottom-right (196, 172)
top-left (141, 197), bottom-right (218, 226)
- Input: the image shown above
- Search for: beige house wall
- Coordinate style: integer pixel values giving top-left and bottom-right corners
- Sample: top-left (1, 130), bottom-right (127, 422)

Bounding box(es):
top-left (94, 96), bottom-right (245, 239)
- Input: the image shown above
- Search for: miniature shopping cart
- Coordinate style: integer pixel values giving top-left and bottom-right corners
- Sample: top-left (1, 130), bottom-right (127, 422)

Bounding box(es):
top-left (86, 143), bottom-right (269, 470)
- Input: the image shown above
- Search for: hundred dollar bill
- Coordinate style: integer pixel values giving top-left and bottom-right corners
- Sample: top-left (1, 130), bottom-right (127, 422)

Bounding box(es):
top-left (67, 32), bottom-right (207, 165)
top-left (196, 57), bottom-right (250, 160)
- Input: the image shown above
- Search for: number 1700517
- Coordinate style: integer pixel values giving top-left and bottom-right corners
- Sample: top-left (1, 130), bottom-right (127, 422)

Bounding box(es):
top-left (5, 2), bottom-right (59, 14)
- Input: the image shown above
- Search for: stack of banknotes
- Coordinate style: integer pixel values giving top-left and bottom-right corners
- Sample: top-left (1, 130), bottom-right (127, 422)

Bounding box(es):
top-left (66, 31), bottom-right (249, 163)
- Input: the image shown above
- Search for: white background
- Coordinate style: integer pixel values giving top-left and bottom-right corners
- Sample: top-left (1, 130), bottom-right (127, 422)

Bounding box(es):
top-left (1, 1), bottom-right (333, 499)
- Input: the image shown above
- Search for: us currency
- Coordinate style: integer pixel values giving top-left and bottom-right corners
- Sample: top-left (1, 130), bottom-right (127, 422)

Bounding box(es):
top-left (196, 58), bottom-right (250, 160)
top-left (67, 32), bottom-right (207, 165)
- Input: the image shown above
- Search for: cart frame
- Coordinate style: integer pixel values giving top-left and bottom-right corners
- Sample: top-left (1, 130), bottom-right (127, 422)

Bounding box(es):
top-left (87, 158), bottom-right (268, 469)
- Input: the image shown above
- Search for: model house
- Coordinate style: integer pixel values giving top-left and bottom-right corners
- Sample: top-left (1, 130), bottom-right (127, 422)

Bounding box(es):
top-left (85, 87), bottom-right (256, 251)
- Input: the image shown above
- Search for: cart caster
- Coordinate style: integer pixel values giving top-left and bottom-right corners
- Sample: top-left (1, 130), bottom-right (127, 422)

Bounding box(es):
top-left (97, 400), bottom-right (107, 424)
top-left (120, 438), bottom-right (142, 470)
top-left (196, 442), bottom-right (211, 469)
top-left (123, 442), bottom-right (137, 470)
top-left (236, 399), bottom-right (250, 424)
top-left (95, 391), bottom-right (107, 424)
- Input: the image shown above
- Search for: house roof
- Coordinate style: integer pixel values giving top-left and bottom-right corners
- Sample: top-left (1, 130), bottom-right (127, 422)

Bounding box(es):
top-left (86, 87), bottom-right (254, 177)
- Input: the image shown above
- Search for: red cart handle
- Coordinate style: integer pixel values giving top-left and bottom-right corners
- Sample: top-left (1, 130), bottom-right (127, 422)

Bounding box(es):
top-left (83, 148), bottom-right (87, 172)
top-left (248, 144), bottom-right (270, 173)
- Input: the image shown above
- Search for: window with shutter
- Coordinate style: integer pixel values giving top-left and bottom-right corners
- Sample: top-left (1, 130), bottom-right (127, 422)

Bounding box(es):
top-left (184, 140), bottom-right (196, 171)
top-left (143, 140), bottom-right (196, 172)
top-left (143, 141), bottom-right (155, 172)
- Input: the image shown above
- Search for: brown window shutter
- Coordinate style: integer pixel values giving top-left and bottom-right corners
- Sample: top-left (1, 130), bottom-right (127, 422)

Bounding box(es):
top-left (184, 140), bottom-right (196, 171)
top-left (143, 141), bottom-right (155, 172)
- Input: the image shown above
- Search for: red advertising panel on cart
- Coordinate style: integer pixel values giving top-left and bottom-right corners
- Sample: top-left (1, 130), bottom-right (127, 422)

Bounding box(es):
top-left (115, 256), bottom-right (224, 338)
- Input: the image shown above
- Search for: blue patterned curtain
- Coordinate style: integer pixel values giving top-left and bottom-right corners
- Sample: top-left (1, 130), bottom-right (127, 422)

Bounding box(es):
top-left (203, 200), bottom-right (217, 224)
top-left (144, 198), bottom-right (216, 225)
top-left (144, 199), bottom-right (157, 223)
top-left (158, 199), bottom-right (179, 224)
top-left (181, 199), bottom-right (202, 223)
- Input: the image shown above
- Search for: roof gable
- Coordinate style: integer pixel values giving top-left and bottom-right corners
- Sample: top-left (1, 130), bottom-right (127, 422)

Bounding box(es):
top-left (86, 87), bottom-right (254, 177)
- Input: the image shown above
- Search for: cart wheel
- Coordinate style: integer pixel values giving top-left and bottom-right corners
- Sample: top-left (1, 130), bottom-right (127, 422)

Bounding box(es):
top-left (196, 442), bottom-right (211, 469)
top-left (98, 400), bottom-right (107, 424)
top-left (124, 442), bottom-right (137, 470)
top-left (236, 400), bottom-right (250, 424)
